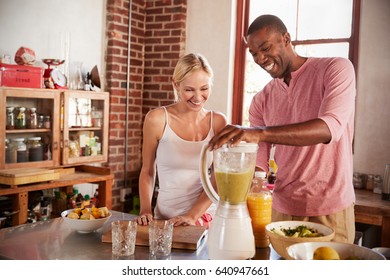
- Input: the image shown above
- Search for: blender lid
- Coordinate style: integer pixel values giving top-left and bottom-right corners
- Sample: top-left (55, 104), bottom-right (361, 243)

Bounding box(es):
top-left (220, 142), bottom-right (258, 153)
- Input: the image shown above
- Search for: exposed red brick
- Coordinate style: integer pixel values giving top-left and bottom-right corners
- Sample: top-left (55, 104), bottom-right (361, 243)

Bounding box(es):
top-left (105, 0), bottom-right (187, 210)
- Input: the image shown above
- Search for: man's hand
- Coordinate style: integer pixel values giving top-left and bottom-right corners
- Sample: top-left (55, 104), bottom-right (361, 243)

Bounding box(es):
top-left (208, 124), bottom-right (262, 150)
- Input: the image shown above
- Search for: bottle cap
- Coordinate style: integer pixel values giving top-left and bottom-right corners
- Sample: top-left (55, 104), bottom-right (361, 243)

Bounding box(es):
top-left (255, 171), bottom-right (267, 179)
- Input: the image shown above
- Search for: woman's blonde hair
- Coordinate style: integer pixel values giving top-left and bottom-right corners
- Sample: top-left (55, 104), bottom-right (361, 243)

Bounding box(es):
top-left (172, 53), bottom-right (213, 100)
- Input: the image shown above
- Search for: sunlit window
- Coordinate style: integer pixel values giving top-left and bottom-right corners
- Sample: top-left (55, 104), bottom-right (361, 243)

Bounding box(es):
top-left (237, 0), bottom-right (359, 126)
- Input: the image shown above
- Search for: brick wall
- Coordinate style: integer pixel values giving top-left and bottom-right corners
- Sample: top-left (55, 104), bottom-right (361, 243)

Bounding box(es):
top-left (105, 0), bottom-right (187, 210)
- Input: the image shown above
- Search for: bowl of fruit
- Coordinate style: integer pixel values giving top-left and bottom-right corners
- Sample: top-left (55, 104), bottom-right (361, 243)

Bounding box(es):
top-left (265, 221), bottom-right (335, 259)
top-left (61, 206), bottom-right (111, 233)
top-left (287, 241), bottom-right (386, 260)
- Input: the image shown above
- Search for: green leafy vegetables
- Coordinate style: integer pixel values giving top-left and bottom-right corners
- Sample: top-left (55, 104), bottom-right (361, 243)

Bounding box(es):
top-left (271, 225), bottom-right (324, 238)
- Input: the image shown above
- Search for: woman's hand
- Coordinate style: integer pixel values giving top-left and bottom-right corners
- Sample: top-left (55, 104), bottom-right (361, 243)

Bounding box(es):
top-left (135, 213), bottom-right (154, 225)
top-left (168, 215), bottom-right (197, 226)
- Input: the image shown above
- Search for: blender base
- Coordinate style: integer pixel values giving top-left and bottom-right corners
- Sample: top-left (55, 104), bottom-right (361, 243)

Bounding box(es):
top-left (207, 215), bottom-right (255, 260)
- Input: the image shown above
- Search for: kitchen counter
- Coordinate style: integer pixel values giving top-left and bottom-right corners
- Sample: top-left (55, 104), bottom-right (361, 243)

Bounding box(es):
top-left (0, 211), bottom-right (280, 260)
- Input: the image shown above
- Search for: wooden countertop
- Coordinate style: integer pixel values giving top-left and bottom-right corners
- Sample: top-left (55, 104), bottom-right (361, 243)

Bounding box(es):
top-left (355, 189), bottom-right (390, 221)
top-left (354, 189), bottom-right (390, 247)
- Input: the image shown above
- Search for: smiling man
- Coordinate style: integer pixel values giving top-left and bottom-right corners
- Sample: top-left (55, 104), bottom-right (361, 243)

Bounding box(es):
top-left (208, 15), bottom-right (356, 243)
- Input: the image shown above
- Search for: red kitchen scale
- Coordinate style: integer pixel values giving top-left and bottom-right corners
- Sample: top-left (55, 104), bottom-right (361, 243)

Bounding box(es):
top-left (42, 59), bottom-right (67, 89)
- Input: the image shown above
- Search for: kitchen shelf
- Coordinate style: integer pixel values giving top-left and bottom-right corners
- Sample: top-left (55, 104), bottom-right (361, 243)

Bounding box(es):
top-left (0, 165), bottom-right (113, 226)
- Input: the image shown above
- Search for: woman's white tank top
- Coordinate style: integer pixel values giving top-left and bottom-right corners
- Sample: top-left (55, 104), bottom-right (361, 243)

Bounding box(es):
top-left (154, 107), bottom-right (214, 219)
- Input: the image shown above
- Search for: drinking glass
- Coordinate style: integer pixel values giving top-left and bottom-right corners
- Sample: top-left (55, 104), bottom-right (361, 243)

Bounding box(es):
top-left (111, 220), bottom-right (137, 256)
top-left (148, 220), bottom-right (174, 257)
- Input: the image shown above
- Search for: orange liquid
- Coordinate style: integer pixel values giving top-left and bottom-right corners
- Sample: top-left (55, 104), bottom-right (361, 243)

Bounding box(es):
top-left (247, 192), bottom-right (272, 248)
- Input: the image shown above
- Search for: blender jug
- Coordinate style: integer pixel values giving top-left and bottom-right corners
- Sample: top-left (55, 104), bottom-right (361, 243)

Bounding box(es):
top-left (200, 142), bottom-right (258, 259)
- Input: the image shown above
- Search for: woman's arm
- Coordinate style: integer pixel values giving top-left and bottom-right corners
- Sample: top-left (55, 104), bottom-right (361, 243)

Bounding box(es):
top-left (136, 109), bottom-right (165, 225)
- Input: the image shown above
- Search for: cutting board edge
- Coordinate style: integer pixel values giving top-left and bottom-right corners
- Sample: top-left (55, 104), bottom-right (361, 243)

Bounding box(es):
top-left (101, 226), bottom-right (208, 251)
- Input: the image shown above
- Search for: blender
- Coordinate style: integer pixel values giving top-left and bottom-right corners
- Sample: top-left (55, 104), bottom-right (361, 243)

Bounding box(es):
top-left (200, 142), bottom-right (258, 259)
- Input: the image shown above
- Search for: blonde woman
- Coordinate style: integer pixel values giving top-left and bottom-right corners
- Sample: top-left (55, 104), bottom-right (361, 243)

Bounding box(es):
top-left (137, 53), bottom-right (227, 227)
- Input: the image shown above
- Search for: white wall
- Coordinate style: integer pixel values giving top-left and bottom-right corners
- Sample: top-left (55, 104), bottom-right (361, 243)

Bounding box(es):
top-left (354, 0), bottom-right (390, 175)
top-left (0, 0), bottom-right (105, 84)
top-left (186, 0), bottom-right (236, 122)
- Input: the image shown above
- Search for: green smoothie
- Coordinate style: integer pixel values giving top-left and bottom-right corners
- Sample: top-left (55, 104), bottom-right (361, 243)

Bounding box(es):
top-left (215, 170), bottom-right (254, 204)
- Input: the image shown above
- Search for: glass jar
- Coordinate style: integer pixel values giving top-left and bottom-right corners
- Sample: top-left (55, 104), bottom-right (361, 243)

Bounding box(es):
top-left (366, 174), bottom-right (375, 190)
top-left (44, 116), bottom-right (51, 129)
top-left (68, 140), bottom-right (80, 158)
top-left (373, 175), bottom-right (383, 194)
top-left (353, 172), bottom-right (363, 189)
top-left (6, 107), bottom-right (15, 130)
top-left (38, 114), bottom-right (45, 128)
top-left (27, 107), bottom-right (38, 129)
top-left (5, 139), bottom-right (11, 163)
top-left (10, 138), bottom-right (27, 163)
top-left (15, 107), bottom-right (26, 129)
top-left (27, 137), bottom-right (43, 162)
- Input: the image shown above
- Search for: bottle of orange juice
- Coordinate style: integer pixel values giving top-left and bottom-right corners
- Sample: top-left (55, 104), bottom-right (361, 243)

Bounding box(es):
top-left (247, 171), bottom-right (272, 248)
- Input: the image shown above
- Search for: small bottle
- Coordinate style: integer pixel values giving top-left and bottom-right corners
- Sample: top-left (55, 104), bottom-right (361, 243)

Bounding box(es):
top-left (68, 189), bottom-right (79, 209)
top-left (27, 107), bottom-right (38, 129)
top-left (95, 136), bottom-right (102, 155)
top-left (40, 197), bottom-right (51, 221)
top-left (247, 171), bottom-right (272, 248)
top-left (81, 194), bottom-right (91, 208)
top-left (6, 107), bottom-right (15, 129)
top-left (353, 172), bottom-right (363, 189)
top-left (38, 115), bottom-right (45, 128)
top-left (92, 190), bottom-right (99, 207)
top-left (366, 174), bottom-right (375, 191)
top-left (44, 116), bottom-right (51, 129)
top-left (267, 171), bottom-right (276, 193)
top-left (5, 139), bottom-right (11, 163)
top-left (373, 175), bottom-right (383, 194)
top-left (16, 107), bottom-right (26, 129)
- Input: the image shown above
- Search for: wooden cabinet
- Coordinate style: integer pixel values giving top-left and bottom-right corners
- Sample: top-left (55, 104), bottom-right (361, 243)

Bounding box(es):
top-left (62, 90), bottom-right (109, 166)
top-left (0, 87), bottom-right (109, 169)
top-left (0, 87), bottom-right (60, 169)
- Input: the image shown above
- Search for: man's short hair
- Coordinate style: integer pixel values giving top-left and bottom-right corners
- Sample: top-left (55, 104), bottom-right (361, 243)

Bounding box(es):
top-left (247, 14), bottom-right (288, 37)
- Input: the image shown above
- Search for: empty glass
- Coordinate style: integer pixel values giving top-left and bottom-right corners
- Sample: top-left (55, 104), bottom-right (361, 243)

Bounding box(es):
top-left (148, 220), bottom-right (173, 257)
top-left (111, 220), bottom-right (137, 256)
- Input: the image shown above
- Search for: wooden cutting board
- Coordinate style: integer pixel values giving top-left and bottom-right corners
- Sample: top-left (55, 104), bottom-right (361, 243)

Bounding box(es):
top-left (102, 223), bottom-right (208, 250)
top-left (0, 168), bottom-right (60, 186)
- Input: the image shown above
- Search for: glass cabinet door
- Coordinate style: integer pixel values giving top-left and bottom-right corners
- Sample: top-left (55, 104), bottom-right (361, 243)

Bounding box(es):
top-left (62, 90), bottom-right (109, 165)
top-left (0, 87), bottom-right (60, 169)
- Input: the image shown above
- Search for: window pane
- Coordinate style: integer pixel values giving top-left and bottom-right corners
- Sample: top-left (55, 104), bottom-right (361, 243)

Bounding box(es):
top-left (295, 43), bottom-right (350, 58)
top-left (297, 0), bottom-right (353, 40)
top-left (249, 0), bottom-right (298, 39)
top-left (243, 49), bottom-right (272, 127)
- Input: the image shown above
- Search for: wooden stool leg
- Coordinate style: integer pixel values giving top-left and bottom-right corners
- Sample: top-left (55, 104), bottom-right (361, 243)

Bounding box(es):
top-left (97, 179), bottom-right (112, 209)
top-left (12, 192), bottom-right (28, 226)
top-left (382, 216), bottom-right (390, 247)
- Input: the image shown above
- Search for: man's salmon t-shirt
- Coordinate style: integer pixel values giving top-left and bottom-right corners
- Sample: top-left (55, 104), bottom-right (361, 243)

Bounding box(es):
top-left (249, 57), bottom-right (356, 216)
